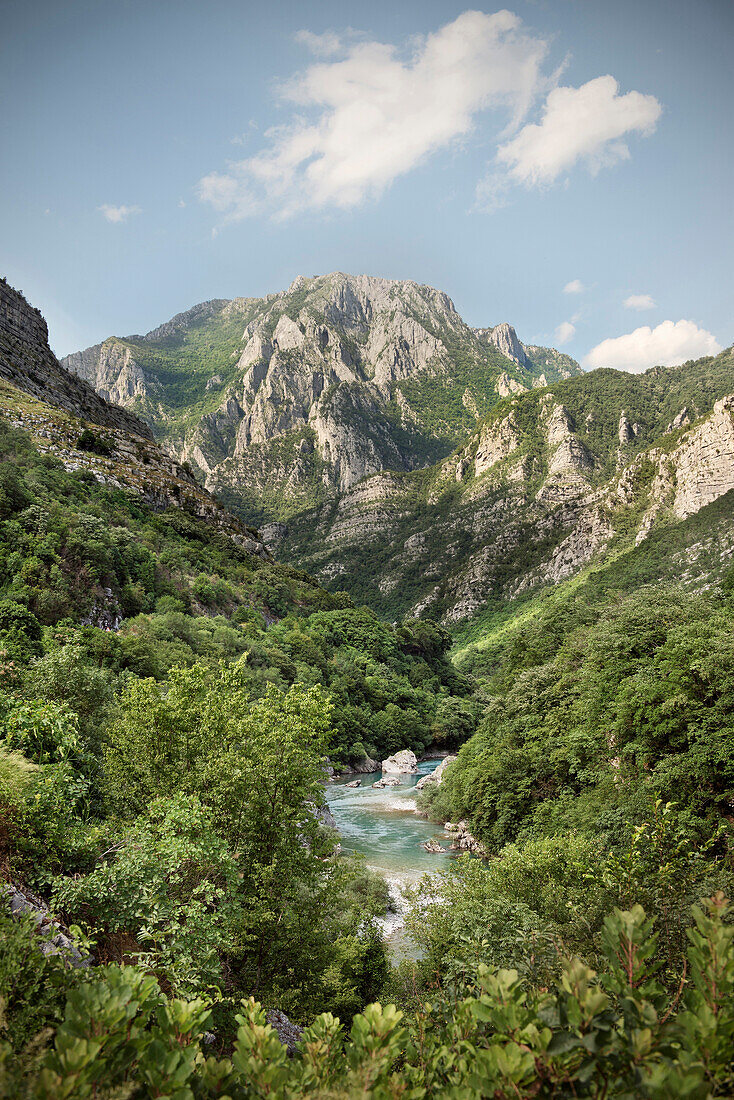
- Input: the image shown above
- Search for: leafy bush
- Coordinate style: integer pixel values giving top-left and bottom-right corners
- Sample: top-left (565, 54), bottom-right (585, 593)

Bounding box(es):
top-left (54, 794), bottom-right (238, 993)
top-left (5, 897), bottom-right (733, 1098)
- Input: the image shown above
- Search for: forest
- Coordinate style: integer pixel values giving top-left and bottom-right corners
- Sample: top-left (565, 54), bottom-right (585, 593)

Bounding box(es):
top-left (1, 415), bottom-right (733, 1097)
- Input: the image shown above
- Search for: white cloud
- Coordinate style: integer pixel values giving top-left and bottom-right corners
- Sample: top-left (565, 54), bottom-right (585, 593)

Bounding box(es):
top-left (98, 204), bottom-right (141, 223)
top-left (294, 29), bottom-right (344, 57)
top-left (555, 321), bottom-right (576, 345)
top-left (496, 75), bottom-right (661, 187)
top-left (623, 293), bottom-right (656, 310)
top-left (584, 320), bottom-right (721, 373)
top-left (563, 279), bottom-right (584, 294)
top-left (199, 10), bottom-right (550, 220)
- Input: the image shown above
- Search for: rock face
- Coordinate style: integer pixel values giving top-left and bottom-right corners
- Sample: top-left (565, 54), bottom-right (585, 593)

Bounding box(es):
top-left (416, 755), bottom-right (456, 790)
top-left (0, 279), bottom-right (152, 440)
top-left (382, 749), bottom-right (418, 775)
top-left (671, 396), bottom-right (734, 518)
top-left (62, 273), bottom-right (581, 520)
top-left (496, 371), bottom-right (527, 398)
top-left (0, 281), bottom-right (269, 559)
top-left (281, 346), bottom-right (734, 623)
top-left (475, 322), bottom-right (531, 369)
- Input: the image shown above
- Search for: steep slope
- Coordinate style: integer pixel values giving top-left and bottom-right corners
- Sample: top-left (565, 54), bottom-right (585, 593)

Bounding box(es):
top-left (0, 284), bottom-right (345, 636)
top-left (0, 279), bottom-right (266, 552)
top-left (1, 278), bottom-right (152, 441)
top-left (276, 348), bottom-right (734, 622)
top-left (61, 273), bottom-right (581, 522)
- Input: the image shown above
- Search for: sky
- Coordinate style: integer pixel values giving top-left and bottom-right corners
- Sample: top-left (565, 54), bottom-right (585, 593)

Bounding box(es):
top-left (1, 0), bottom-right (732, 372)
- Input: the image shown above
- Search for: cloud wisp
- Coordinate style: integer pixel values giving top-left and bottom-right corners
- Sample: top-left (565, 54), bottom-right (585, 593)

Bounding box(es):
top-left (564, 279), bottom-right (585, 294)
top-left (584, 320), bottom-right (721, 373)
top-left (555, 321), bottom-right (576, 345)
top-left (623, 293), bottom-right (656, 310)
top-left (199, 11), bottom-right (662, 224)
top-left (495, 76), bottom-right (661, 188)
top-left (199, 10), bottom-right (551, 221)
top-left (98, 204), bottom-right (141, 223)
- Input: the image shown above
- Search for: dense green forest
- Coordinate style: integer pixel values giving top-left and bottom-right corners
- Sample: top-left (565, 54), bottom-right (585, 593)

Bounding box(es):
top-left (1, 414), bottom-right (733, 1097)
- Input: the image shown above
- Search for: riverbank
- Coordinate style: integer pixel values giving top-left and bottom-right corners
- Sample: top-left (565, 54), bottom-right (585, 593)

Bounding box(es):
top-left (325, 758), bottom-right (456, 953)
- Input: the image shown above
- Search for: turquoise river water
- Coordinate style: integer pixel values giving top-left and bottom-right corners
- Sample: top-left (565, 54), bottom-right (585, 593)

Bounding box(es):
top-left (325, 758), bottom-right (455, 948)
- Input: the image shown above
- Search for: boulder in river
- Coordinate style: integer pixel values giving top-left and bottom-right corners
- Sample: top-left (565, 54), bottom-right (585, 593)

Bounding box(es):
top-left (345, 779), bottom-right (361, 788)
top-left (422, 839), bottom-right (447, 853)
top-left (352, 756), bottom-right (380, 774)
top-left (382, 749), bottom-right (418, 775)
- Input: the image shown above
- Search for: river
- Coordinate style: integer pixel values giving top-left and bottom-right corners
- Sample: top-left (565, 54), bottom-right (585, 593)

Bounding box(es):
top-left (325, 758), bottom-right (454, 952)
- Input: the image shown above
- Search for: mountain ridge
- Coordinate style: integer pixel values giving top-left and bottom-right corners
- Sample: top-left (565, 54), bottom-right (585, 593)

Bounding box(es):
top-left (276, 347), bottom-right (734, 622)
top-left (60, 272), bottom-right (582, 522)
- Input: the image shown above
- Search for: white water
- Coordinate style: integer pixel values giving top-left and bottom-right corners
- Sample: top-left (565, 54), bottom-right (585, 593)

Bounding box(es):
top-left (325, 759), bottom-right (453, 952)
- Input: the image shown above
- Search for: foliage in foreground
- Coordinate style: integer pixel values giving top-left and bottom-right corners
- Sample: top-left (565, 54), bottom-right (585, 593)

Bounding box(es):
top-left (2, 896), bottom-right (733, 1099)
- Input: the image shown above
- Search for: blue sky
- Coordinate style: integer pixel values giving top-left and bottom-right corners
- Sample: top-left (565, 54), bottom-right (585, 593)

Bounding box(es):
top-left (1, 0), bottom-right (732, 371)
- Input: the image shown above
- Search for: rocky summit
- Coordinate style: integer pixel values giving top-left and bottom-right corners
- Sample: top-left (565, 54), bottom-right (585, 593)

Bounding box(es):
top-left (62, 272), bottom-right (580, 522)
top-left (58, 272), bottom-right (734, 627)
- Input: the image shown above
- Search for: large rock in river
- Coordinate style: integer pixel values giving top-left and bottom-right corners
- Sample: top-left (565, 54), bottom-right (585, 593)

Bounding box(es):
top-left (382, 749), bottom-right (418, 775)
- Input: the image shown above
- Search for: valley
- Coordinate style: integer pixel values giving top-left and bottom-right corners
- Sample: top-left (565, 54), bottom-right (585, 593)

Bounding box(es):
top-left (1, 277), bottom-right (733, 1097)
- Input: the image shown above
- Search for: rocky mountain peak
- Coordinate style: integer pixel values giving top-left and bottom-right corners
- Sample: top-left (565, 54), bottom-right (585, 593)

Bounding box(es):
top-left (60, 272), bottom-right (582, 522)
top-left (474, 322), bottom-right (531, 370)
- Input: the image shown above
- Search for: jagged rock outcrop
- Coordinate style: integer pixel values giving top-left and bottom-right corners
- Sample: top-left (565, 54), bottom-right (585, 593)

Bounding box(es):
top-left (475, 322), bottom-right (531, 369)
top-left (543, 404), bottom-right (594, 482)
top-left (618, 412), bottom-right (642, 445)
top-left (62, 273), bottom-right (580, 519)
top-left (473, 411), bottom-right (521, 476)
top-left (0, 279), bottom-right (152, 440)
top-left (279, 348), bottom-right (734, 624)
top-left (496, 371), bottom-right (528, 398)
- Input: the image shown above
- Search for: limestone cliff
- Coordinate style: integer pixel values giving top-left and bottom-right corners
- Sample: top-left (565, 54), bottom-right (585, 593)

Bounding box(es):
top-left (278, 348), bottom-right (734, 623)
top-left (62, 273), bottom-right (581, 521)
top-left (474, 322), bottom-right (531, 369)
top-left (0, 279), bottom-right (152, 440)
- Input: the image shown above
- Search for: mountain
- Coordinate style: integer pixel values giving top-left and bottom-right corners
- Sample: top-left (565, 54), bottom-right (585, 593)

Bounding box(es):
top-left (61, 273), bottom-right (581, 523)
top-left (0, 280), bottom-right (353, 629)
top-left (275, 347), bottom-right (734, 622)
top-left (1, 277), bottom-right (153, 441)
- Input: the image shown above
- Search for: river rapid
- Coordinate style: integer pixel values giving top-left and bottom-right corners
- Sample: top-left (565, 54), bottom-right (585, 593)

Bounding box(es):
top-left (325, 758), bottom-right (454, 952)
